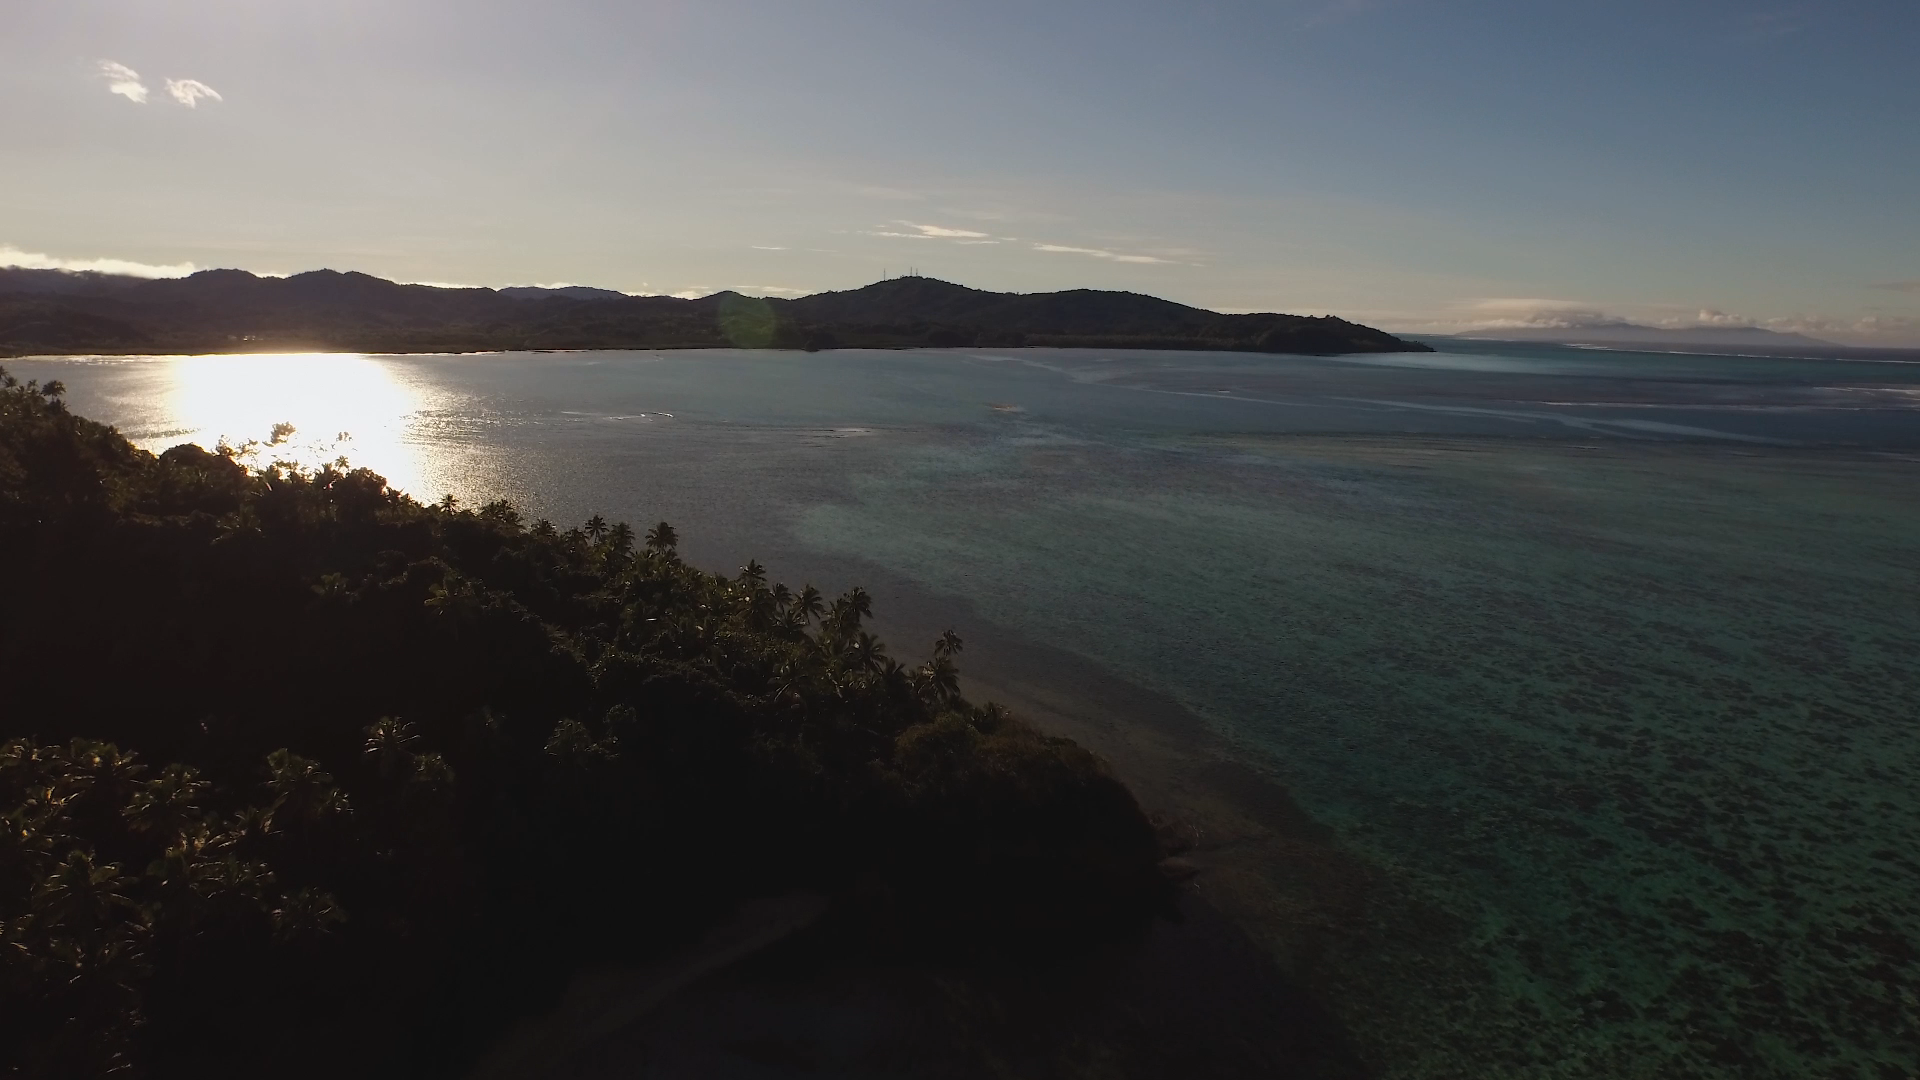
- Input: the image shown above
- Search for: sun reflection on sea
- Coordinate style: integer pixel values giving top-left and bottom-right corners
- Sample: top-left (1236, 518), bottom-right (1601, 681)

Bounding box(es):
top-left (123, 353), bottom-right (438, 498)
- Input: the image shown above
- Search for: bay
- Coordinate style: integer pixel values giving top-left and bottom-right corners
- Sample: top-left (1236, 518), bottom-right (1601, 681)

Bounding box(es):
top-left (11, 341), bottom-right (1920, 1078)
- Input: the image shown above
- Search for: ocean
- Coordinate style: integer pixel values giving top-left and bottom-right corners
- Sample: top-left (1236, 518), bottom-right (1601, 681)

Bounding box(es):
top-left (10, 340), bottom-right (1919, 1078)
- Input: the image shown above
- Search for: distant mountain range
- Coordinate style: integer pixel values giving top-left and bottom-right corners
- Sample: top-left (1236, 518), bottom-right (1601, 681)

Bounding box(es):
top-left (0, 268), bottom-right (1429, 357)
top-left (1457, 323), bottom-right (1835, 349)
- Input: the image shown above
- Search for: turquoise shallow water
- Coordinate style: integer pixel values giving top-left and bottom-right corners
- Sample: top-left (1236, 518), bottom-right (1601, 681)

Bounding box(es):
top-left (797, 436), bottom-right (1920, 1078)
top-left (11, 342), bottom-right (1920, 1077)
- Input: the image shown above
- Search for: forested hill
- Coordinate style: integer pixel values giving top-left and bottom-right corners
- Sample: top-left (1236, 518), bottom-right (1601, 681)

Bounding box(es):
top-left (0, 368), bottom-right (1173, 1077)
top-left (0, 267), bottom-right (1429, 356)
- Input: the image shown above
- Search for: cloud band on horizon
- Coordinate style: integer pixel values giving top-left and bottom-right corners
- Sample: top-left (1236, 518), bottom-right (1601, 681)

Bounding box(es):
top-left (1, 244), bottom-right (197, 279)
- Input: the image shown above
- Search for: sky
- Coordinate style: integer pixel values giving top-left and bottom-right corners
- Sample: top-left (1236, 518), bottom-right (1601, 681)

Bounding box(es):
top-left (3, 0), bottom-right (1918, 344)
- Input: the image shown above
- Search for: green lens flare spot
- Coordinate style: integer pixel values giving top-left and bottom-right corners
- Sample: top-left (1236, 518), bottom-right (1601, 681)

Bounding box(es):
top-left (719, 294), bottom-right (777, 348)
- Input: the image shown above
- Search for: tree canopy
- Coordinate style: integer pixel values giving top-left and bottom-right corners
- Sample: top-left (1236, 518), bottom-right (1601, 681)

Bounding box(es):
top-left (0, 367), bottom-right (1170, 1078)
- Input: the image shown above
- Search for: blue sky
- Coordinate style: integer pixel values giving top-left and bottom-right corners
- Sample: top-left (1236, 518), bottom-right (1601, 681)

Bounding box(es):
top-left (3, 0), bottom-right (1917, 342)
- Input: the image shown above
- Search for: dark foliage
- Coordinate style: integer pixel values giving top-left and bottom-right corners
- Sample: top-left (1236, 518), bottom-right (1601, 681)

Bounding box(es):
top-left (0, 268), bottom-right (1430, 357)
top-left (0, 370), bottom-right (1170, 1078)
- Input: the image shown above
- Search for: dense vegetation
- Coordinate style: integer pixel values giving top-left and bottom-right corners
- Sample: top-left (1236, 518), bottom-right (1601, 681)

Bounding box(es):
top-left (0, 267), bottom-right (1430, 357)
top-left (0, 369), bottom-right (1171, 1078)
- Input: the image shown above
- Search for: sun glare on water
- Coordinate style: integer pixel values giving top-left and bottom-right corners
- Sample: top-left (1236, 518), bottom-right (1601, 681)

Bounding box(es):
top-left (128, 352), bottom-right (436, 497)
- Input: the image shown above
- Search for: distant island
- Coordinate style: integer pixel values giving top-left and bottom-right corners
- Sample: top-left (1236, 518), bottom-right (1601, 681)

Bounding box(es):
top-left (0, 266), bottom-right (1430, 357)
top-left (1454, 322), bottom-right (1835, 350)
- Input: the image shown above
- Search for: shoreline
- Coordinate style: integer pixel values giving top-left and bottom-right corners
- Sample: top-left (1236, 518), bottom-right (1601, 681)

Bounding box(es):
top-left (839, 555), bottom-right (1414, 1070)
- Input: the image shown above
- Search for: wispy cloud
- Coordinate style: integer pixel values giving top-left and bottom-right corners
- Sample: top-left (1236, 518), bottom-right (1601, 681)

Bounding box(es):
top-left (1033, 243), bottom-right (1168, 265)
top-left (97, 60), bottom-right (148, 104)
top-left (907, 223), bottom-right (990, 239)
top-left (751, 245), bottom-right (788, 251)
top-left (0, 244), bottom-right (195, 278)
top-left (164, 78), bottom-right (223, 108)
top-left (865, 222), bottom-right (996, 242)
top-left (1871, 280), bottom-right (1920, 293)
top-left (94, 62), bottom-right (223, 108)
top-left (864, 220), bottom-right (1180, 264)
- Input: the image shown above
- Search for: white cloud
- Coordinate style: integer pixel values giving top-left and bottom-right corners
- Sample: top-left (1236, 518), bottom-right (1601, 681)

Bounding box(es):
top-left (97, 60), bottom-right (148, 104)
top-left (1033, 243), bottom-right (1169, 265)
top-left (751, 245), bottom-right (788, 251)
top-left (164, 78), bottom-right (223, 108)
top-left (0, 244), bottom-right (195, 278)
top-left (1638, 308), bottom-right (1764, 330)
top-left (1676, 308), bottom-right (1752, 327)
top-left (1455, 298), bottom-right (1632, 330)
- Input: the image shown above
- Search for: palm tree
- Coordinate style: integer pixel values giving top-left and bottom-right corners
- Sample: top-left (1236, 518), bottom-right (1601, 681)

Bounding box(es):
top-left (33, 849), bottom-right (141, 930)
top-left (646, 521), bottom-right (679, 552)
top-left (851, 631), bottom-right (887, 673)
top-left (795, 584), bottom-right (825, 623)
top-left (124, 763), bottom-right (211, 839)
top-left (584, 514), bottom-right (609, 543)
top-left (263, 749), bottom-right (350, 831)
top-left (934, 629), bottom-right (964, 659)
top-left (363, 716), bottom-right (421, 780)
top-left (918, 654), bottom-right (961, 702)
top-left (739, 559), bottom-right (766, 587)
top-left (606, 521), bottom-right (636, 561)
